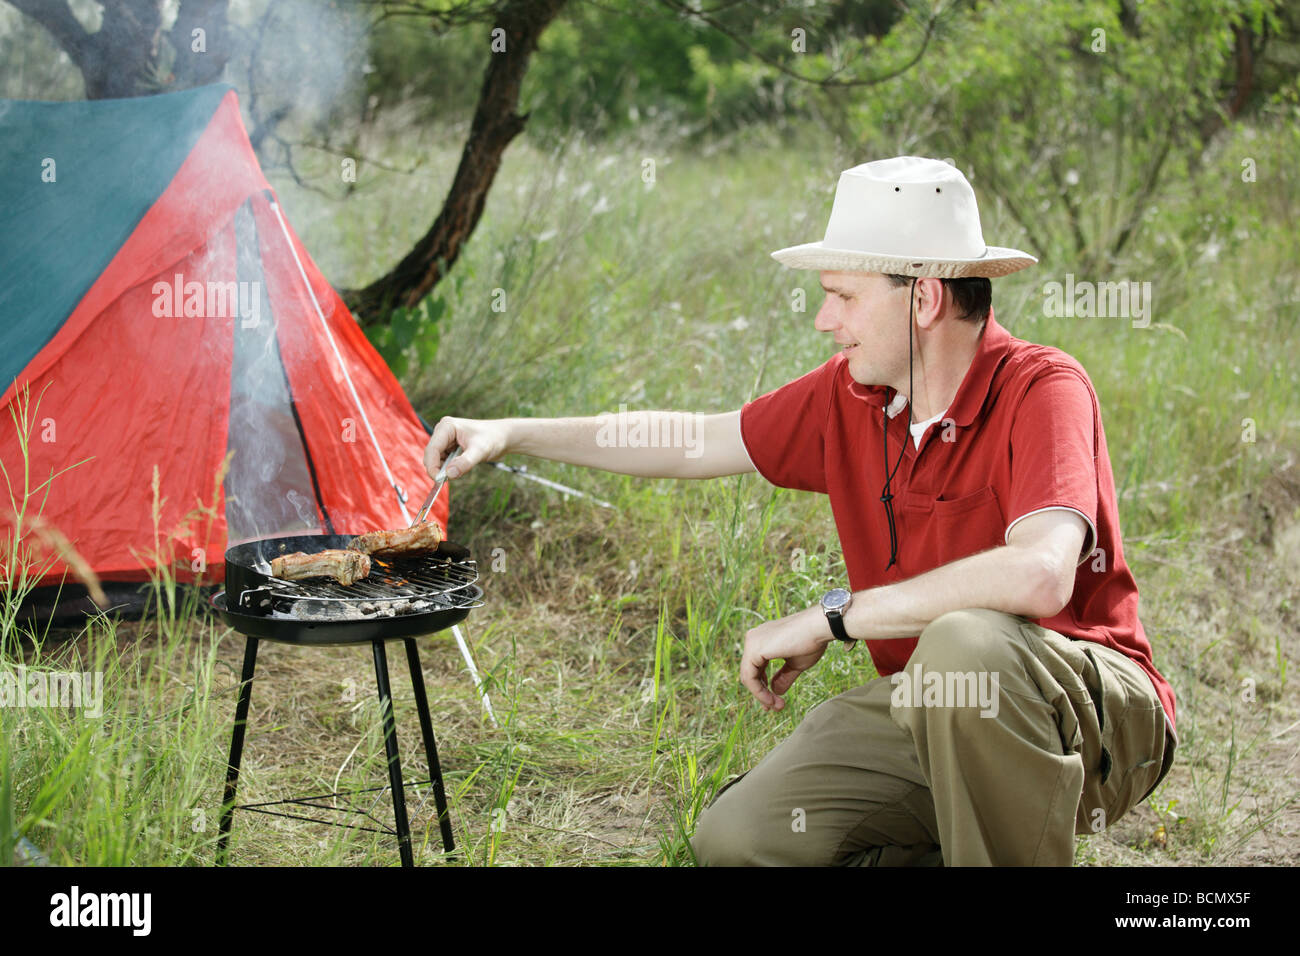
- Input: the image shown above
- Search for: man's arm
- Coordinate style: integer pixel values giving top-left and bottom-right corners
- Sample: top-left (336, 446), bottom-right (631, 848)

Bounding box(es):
top-left (741, 509), bottom-right (1087, 710)
top-left (842, 508), bottom-right (1089, 639)
top-left (425, 409), bottom-right (757, 481)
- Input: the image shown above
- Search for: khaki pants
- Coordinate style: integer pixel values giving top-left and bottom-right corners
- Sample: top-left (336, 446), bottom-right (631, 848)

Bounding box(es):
top-left (691, 608), bottom-right (1175, 866)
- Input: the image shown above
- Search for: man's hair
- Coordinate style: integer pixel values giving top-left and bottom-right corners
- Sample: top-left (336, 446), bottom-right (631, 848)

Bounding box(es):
top-left (884, 274), bottom-right (992, 324)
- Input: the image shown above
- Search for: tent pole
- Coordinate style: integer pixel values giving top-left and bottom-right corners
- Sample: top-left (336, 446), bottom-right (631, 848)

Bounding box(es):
top-left (450, 624), bottom-right (498, 728)
top-left (489, 461), bottom-right (614, 509)
top-left (267, 199), bottom-right (413, 525)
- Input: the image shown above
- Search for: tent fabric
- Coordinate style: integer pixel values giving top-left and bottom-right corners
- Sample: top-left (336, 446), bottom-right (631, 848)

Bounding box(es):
top-left (1, 87), bottom-right (272, 409)
top-left (0, 85), bottom-right (448, 591)
top-left (0, 85), bottom-right (232, 390)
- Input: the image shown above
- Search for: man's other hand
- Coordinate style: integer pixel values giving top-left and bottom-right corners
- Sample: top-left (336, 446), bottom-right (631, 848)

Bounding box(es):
top-left (741, 605), bottom-right (836, 712)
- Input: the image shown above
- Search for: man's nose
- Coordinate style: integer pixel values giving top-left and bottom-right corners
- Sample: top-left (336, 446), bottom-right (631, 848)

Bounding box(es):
top-left (813, 301), bottom-right (837, 332)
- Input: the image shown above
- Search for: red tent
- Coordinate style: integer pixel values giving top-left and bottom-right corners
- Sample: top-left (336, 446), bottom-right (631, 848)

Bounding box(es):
top-left (0, 85), bottom-right (446, 599)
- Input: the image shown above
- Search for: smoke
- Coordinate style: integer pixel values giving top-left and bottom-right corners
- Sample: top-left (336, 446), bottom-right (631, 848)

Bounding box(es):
top-left (0, 6), bottom-right (85, 100)
top-left (0, 1), bottom-right (370, 138)
top-left (227, 0), bottom-right (372, 149)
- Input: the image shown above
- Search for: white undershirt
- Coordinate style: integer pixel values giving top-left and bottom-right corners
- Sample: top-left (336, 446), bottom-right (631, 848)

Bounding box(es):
top-left (908, 406), bottom-right (949, 450)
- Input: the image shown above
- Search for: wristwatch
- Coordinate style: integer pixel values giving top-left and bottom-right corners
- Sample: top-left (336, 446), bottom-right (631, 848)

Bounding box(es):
top-left (820, 587), bottom-right (854, 646)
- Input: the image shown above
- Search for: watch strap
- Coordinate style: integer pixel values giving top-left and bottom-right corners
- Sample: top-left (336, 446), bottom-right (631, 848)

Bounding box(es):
top-left (826, 609), bottom-right (853, 645)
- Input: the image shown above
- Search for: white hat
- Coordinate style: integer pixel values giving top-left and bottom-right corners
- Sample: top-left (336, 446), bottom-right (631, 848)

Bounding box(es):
top-left (770, 156), bottom-right (1037, 278)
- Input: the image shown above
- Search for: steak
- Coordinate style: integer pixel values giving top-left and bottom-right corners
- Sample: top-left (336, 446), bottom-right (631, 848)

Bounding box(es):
top-left (270, 549), bottom-right (372, 586)
top-left (347, 523), bottom-right (444, 558)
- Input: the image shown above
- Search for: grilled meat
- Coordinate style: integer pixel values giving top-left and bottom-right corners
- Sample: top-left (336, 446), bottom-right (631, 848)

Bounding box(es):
top-left (270, 549), bottom-right (371, 586)
top-left (347, 523), bottom-right (444, 558)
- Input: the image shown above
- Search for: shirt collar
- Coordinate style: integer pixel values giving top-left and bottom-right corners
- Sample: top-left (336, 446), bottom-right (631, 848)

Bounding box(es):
top-left (846, 307), bottom-right (1012, 428)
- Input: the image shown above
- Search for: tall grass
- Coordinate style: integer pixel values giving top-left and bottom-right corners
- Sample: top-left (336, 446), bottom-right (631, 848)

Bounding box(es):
top-left (0, 396), bottom-right (232, 865)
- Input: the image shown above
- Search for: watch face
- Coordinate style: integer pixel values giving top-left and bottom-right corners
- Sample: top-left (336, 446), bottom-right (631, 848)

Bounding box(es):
top-left (822, 588), bottom-right (851, 613)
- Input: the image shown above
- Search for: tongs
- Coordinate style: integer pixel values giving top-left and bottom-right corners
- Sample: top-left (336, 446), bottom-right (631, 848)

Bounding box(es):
top-left (410, 445), bottom-right (461, 527)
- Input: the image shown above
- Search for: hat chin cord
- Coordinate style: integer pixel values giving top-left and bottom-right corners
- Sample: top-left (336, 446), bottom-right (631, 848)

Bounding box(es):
top-left (880, 276), bottom-right (916, 571)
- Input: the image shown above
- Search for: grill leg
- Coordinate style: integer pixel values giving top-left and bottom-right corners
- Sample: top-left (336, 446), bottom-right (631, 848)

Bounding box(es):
top-left (405, 638), bottom-right (455, 854)
top-left (373, 639), bottom-right (415, 868)
top-left (217, 636), bottom-right (259, 866)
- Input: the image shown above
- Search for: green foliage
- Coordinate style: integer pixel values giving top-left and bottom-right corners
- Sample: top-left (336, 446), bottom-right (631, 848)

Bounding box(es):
top-left (520, 1), bottom-right (802, 139)
top-left (365, 0), bottom-right (923, 140)
top-left (365, 287), bottom-right (451, 379)
top-left (6, 0), bottom-right (1299, 869)
top-left (829, 0), bottom-right (1286, 271)
top-left (364, 10), bottom-right (488, 120)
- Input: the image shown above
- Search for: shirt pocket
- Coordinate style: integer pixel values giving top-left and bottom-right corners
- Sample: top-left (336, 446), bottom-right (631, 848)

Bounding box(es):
top-left (933, 485), bottom-right (1005, 564)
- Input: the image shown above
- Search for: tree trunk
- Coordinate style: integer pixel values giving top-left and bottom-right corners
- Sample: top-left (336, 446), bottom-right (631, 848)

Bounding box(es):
top-left (5, 0), bottom-right (231, 99)
top-left (342, 0), bottom-right (570, 326)
top-left (169, 0), bottom-right (234, 90)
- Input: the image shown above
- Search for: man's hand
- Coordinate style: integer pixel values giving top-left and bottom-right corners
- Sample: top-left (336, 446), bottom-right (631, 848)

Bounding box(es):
top-left (741, 604), bottom-right (837, 712)
top-left (424, 416), bottom-right (511, 481)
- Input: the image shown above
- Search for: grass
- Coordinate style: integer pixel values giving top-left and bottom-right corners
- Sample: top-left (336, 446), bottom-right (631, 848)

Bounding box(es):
top-left (3, 107), bottom-right (1298, 866)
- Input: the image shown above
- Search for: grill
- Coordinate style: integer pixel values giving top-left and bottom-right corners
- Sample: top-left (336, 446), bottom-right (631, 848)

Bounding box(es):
top-left (214, 532), bottom-right (482, 639)
top-left (211, 531), bottom-right (483, 866)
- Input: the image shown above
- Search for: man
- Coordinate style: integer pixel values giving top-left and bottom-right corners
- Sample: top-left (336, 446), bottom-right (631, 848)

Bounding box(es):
top-left (424, 156), bottom-right (1176, 866)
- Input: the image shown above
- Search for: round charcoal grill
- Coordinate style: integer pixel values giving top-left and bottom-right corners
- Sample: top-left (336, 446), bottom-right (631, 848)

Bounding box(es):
top-left (212, 532), bottom-right (482, 867)
top-left (214, 532), bottom-right (482, 643)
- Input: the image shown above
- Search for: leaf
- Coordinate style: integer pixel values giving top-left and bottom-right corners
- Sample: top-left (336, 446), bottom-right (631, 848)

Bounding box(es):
top-left (423, 296), bottom-right (448, 326)
top-left (362, 322), bottom-right (391, 353)
top-left (391, 307), bottom-right (419, 350)
top-left (415, 325), bottom-right (440, 365)
top-left (368, 325), bottom-right (410, 378)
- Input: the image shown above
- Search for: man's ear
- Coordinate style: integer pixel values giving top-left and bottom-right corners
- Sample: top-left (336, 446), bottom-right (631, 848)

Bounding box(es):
top-left (914, 277), bottom-right (946, 328)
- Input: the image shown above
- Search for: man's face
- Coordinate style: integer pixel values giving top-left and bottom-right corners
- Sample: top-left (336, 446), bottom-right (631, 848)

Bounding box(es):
top-left (814, 271), bottom-right (911, 385)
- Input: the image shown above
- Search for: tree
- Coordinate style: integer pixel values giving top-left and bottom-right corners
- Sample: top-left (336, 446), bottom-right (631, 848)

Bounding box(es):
top-left (5, 0), bottom-right (233, 99)
top-left (833, 0), bottom-right (1286, 274)
top-left (344, 0), bottom-right (570, 325)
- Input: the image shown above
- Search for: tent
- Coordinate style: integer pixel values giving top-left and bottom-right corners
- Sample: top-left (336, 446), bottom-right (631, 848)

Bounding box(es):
top-left (0, 84), bottom-right (448, 610)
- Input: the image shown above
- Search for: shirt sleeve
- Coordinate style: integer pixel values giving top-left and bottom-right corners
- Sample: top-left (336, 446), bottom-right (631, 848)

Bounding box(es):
top-left (739, 357), bottom-right (840, 494)
top-left (1003, 367), bottom-right (1099, 565)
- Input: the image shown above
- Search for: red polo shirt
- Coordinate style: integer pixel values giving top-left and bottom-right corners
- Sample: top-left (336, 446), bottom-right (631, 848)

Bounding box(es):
top-left (739, 308), bottom-right (1176, 735)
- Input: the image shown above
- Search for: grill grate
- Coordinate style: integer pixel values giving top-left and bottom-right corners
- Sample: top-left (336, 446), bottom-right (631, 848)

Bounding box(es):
top-left (263, 555), bottom-right (478, 603)
top-left (237, 552), bottom-right (481, 619)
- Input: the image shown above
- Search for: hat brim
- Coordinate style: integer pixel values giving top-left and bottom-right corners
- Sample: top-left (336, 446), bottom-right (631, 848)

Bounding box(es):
top-left (770, 241), bottom-right (1037, 278)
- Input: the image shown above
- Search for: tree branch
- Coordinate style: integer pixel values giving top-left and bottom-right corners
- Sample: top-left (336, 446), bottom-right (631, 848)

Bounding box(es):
top-left (343, 0), bottom-right (570, 324)
top-left (1111, 114), bottom-right (1177, 258)
top-left (5, 0), bottom-right (91, 62)
top-left (654, 0), bottom-right (938, 89)
top-left (5, 0), bottom-right (164, 98)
